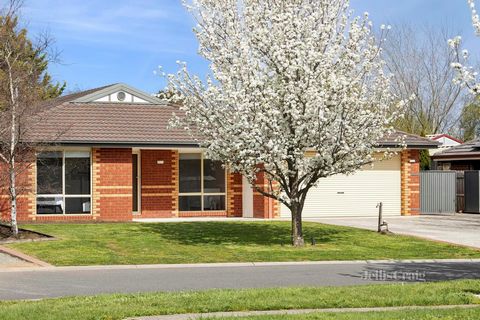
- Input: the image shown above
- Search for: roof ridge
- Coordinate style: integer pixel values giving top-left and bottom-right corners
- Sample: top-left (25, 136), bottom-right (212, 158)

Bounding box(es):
top-left (72, 83), bottom-right (164, 104)
top-left (37, 84), bottom-right (119, 109)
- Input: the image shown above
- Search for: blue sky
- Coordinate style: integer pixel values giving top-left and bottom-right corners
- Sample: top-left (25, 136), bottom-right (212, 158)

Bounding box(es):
top-left (21, 0), bottom-right (477, 94)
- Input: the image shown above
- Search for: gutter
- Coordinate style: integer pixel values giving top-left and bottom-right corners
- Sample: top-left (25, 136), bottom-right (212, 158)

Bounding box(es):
top-left (24, 141), bottom-right (439, 150)
top-left (24, 141), bottom-right (201, 148)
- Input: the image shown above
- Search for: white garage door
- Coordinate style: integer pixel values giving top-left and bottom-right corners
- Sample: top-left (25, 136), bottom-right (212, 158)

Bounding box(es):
top-left (280, 155), bottom-right (401, 218)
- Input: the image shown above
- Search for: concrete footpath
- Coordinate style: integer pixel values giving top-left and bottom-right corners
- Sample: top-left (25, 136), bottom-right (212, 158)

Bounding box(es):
top-left (129, 305), bottom-right (480, 320)
top-left (1, 259), bottom-right (480, 300)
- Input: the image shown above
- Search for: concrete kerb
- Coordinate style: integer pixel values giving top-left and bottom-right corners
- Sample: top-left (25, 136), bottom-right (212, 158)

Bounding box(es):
top-left (1, 258), bottom-right (480, 273)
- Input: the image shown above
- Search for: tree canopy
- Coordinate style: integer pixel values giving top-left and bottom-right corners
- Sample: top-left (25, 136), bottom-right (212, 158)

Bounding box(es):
top-left (0, 5), bottom-right (64, 111)
top-left (460, 99), bottom-right (480, 141)
top-left (166, 0), bottom-right (402, 246)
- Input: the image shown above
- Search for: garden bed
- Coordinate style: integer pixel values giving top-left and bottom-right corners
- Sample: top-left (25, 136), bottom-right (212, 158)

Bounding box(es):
top-left (0, 224), bottom-right (53, 243)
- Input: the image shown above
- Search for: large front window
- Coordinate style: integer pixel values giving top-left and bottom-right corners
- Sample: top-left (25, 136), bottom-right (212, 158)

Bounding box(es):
top-left (36, 151), bottom-right (91, 215)
top-left (179, 153), bottom-right (226, 211)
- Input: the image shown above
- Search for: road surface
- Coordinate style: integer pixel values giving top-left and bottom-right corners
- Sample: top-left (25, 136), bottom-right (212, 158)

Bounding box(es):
top-left (1, 260), bottom-right (479, 300)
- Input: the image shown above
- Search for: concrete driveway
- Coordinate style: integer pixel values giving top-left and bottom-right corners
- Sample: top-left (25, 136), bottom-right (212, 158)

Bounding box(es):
top-left (307, 214), bottom-right (480, 249)
top-left (0, 252), bottom-right (33, 268)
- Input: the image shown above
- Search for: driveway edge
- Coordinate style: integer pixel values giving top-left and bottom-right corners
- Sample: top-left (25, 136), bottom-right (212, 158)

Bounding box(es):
top-left (0, 245), bottom-right (52, 267)
top-left (1, 258), bottom-right (480, 272)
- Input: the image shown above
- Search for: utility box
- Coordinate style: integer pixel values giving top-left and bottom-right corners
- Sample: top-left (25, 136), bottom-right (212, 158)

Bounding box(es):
top-left (464, 171), bottom-right (480, 214)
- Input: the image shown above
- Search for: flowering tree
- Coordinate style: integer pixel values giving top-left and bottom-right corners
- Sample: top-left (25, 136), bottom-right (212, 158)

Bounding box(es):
top-left (449, 0), bottom-right (480, 93)
top-left (167, 0), bottom-right (402, 246)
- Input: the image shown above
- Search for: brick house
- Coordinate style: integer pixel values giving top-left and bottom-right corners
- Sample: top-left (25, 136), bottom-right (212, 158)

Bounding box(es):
top-left (0, 84), bottom-right (438, 222)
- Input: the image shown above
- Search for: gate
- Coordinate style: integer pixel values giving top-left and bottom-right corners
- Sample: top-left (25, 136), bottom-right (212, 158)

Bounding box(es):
top-left (456, 172), bottom-right (465, 212)
top-left (420, 171), bottom-right (456, 214)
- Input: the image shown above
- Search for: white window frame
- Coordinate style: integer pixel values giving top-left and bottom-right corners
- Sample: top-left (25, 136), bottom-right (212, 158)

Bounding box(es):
top-left (178, 152), bottom-right (227, 211)
top-left (36, 149), bottom-right (93, 216)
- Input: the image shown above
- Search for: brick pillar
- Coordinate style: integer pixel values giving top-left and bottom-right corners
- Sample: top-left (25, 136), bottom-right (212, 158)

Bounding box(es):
top-left (401, 149), bottom-right (420, 215)
top-left (227, 172), bottom-right (243, 217)
top-left (252, 171), bottom-right (279, 219)
top-left (140, 150), bottom-right (177, 218)
top-left (172, 151), bottom-right (179, 216)
top-left (92, 148), bottom-right (133, 221)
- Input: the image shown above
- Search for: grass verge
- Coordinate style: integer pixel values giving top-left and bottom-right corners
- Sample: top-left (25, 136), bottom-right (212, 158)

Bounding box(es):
top-left (7, 221), bottom-right (480, 266)
top-left (1, 280), bottom-right (480, 320)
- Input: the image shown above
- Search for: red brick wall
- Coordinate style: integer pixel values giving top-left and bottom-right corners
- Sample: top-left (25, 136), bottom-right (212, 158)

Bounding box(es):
top-left (0, 154), bottom-right (36, 222)
top-left (227, 172), bottom-right (243, 217)
top-left (140, 150), bottom-right (177, 218)
top-left (0, 148), bottom-right (254, 222)
top-left (401, 149), bottom-right (420, 216)
top-left (91, 148), bottom-right (133, 221)
top-left (252, 171), bottom-right (279, 219)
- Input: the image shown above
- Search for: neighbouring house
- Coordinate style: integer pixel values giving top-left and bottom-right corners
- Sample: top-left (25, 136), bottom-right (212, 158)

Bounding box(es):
top-left (426, 134), bottom-right (463, 156)
top-left (0, 84), bottom-right (438, 222)
top-left (432, 139), bottom-right (480, 171)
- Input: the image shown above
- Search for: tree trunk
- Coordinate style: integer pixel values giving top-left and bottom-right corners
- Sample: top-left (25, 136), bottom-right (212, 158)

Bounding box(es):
top-left (9, 162), bottom-right (18, 236)
top-left (7, 69), bottom-right (19, 236)
top-left (290, 203), bottom-right (304, 247)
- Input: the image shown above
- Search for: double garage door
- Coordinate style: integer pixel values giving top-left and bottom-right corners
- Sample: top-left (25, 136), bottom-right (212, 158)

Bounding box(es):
top-left (280, 155), bottom-right (401, 218)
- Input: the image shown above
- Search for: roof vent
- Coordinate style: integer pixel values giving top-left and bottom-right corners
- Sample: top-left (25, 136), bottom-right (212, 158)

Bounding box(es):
top-left (117, 91), bottom-right (126, 101)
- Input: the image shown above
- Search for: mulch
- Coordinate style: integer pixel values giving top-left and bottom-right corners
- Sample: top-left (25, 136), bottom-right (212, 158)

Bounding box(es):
top-left (0, 224), bottom-right (52, 242)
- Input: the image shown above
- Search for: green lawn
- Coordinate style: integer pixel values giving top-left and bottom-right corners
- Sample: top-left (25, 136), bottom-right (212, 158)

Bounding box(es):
top-left (8, 221), bottom-right (480, 266)
top-left (1, 280), bottom-right (480, 320)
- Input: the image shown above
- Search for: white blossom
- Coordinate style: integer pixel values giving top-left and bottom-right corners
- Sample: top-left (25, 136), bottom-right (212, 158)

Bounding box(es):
top-left (165, 0), bottom-right (402, 244)
top-left (449, 0), bottom-right (480, 93)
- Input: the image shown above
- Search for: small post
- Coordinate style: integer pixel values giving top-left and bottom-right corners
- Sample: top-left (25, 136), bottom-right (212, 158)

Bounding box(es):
top-left (377, 202), bottom-right (383, 233)
top-left (377, 202), bottom-right (388, 233)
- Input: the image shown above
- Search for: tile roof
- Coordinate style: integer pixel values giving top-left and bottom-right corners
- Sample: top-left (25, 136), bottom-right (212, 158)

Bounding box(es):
top-left (26, 102), bottom-right (196, 146)
top-left (378, 130), bottom-right (439, 148)
top-left (431, 139), bottom-right (480, 159)
top-left (24, 85), bottom-right (439, 148)
top-left (428, 133), bottom-right (463, 144)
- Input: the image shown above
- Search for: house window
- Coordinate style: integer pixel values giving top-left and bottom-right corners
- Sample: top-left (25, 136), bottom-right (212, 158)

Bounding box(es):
top-left (178, 153), bottom-right (226, 211)
top-left (36, 151), bottom-right (91, 215)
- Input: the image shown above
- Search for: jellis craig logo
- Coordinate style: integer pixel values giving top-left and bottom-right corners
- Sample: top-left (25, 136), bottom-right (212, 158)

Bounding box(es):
top-left (362, 270), bottom-right (426, 282)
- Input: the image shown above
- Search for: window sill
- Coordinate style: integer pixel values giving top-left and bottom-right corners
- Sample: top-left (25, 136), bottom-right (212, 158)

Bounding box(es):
top-left (178, 211), bottom-right (227, 217)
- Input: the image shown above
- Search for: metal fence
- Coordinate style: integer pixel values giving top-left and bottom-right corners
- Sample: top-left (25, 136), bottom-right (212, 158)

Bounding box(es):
top-left (464, 171), bottom-right (480, 213)
top-left (456, 172), bottom-right (465, 212)
top-left (420, 171), bottom-right (456, 214)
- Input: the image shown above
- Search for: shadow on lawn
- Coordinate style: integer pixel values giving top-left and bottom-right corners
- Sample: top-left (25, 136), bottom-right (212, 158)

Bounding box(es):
top-left (138, 222), bottom-right (342, 246)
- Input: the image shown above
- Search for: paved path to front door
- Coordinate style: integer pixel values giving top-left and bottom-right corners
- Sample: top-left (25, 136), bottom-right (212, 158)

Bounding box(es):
top-left (0, 260), bottom-right (479, 300)
top-left (307, 214), bottom-right (480, 248)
